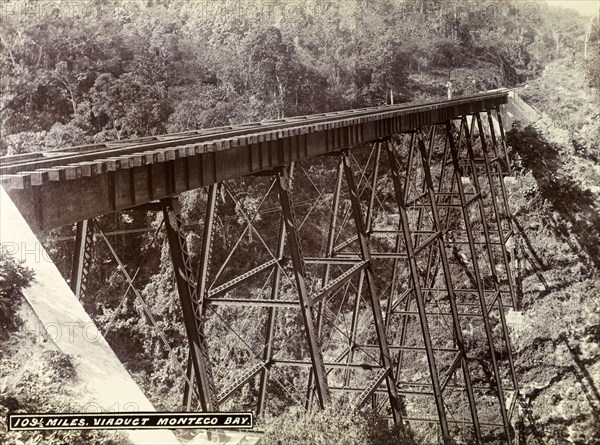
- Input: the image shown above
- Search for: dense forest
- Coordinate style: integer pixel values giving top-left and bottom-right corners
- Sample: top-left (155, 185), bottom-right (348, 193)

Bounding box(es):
top-left (1, 0), bottom-right (598, 153)
top-left (1, 0), bottom-right (599, 444)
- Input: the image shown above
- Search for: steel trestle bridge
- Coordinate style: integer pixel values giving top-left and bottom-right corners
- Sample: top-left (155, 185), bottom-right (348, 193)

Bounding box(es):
top-left (1, 91), bottom-right (522, 444)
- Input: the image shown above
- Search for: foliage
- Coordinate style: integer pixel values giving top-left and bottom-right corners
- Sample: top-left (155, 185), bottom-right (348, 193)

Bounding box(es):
top-left (505, 120), bottom-right (600, 443)
top-left (587, 44), bottom-right (600, 89)
top-left (0, 251), bottom-right (33, 338)
top-left (260, 404), bottom-right (417, 445)
top-left (1, 0), bottom-right (592, 148)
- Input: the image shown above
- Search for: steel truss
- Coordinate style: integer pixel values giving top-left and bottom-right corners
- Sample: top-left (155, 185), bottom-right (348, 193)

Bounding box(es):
top-left (68, 107), bottom-right (520, 444)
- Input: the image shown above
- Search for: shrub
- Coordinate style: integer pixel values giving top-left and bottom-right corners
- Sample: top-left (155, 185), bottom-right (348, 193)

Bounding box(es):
top-left (261, 403), bottom-right (417, 445)
top-left (0, 251), bottom-right (34, 339)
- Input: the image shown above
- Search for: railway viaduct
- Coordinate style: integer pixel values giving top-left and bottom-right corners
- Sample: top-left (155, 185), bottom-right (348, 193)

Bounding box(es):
top-left (0, 91), bottom-right (524, 444)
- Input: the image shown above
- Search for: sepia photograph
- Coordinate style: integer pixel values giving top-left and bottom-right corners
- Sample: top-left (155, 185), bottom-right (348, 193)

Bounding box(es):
top-left (0, 1), bottom-right (599, 444)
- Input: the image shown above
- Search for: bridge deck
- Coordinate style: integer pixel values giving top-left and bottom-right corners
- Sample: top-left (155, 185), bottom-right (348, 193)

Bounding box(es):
top-left (0, 92), bottom-right (507, 230)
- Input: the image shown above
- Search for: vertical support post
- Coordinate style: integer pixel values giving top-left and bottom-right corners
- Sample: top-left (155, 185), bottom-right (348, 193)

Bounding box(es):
top-left (258, 214), bottom-right (286, 416)
top-left (415, 131), bottom-right (483, 444)
top-left (344, 274), bottom-right (364, 387)
top-left (446, 121), bottom-right (513, 444)
top-left (495, 108), bottom-right (512, 176)
top-left (196, 184), bottom-right (219, 313)
top-left (70, 219), bottom-right (93, 299)
top-left (321, 157), bottom-right (344, 297)
top-left (307, 157), bottom-right (344, 409)
top-left (184, 183), bottom-right (219, 409)
top-left (384, 144), bottom-right (449, 439)
top-left (420, 127), bottom-right (441, 289)
top-left (276, 165), bottom-right (331, 409)
top-left (476, 114), bottom-right (515, 307)
top-left (365, 143), bottom-right (381, 231)
top-left (486, 110), bottom-right (518, 308)
top-left (344, 143), bottom-right (380, 387)
top-left (390, 134), bottom-right (415, 382)
top-left (467, 115), bottom-right (501, 301)
top-left (384, 230), bottom-right (403, 334)
top-left (342, 149), bottom-right (403, 425)
top-left (489, 108), bottom-right (520, 309)
top-left (161, 197), bottom-right (218, 412)
top-left (476, 114), bottom-right (519, 391)
top-left (183, 352), bottom-right (195, 410)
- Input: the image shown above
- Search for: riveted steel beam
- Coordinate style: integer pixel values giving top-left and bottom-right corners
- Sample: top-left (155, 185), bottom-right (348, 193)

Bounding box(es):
top-left (70, 219), bottom-right (94, 300)
top-left (161, 197), bottom-right (218, 412)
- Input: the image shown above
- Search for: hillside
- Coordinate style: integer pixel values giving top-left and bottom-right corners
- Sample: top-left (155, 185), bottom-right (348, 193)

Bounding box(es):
top-left (504, 56), bottom-right (600, 444)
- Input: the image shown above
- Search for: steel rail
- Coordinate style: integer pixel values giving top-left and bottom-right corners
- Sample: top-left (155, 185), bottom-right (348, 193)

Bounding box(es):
top-left (0, 91), bottom-right (508, 174)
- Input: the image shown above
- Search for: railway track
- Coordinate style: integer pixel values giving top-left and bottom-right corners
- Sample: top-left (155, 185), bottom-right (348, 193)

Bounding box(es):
top-left (0, 91), bottom-right (507, 176)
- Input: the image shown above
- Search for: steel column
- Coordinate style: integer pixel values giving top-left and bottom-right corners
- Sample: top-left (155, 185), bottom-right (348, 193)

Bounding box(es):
top-left (495, 108), bottom-right (512, 175)
top-left (476, 113), bottom-right (520, 391)
top-left (307, 157), bottom-right (344, 409)
top-left (385, 143), bottom-right (449, 439)
top-left (342, 148), bottom-right (403, 425)
top-left (344, 273), bottom-right (364, 387)
top-left (276, 166), bottom-right (331, 408)
top-left (183, 183), bottom-right (219, 409)
top-left (70, 219), bottom-right (93, 299)
top-left (390, 134), bottom-right (416, 383)
top-left (486, 110), bottom-right (518, 308)
top-left (446, 120), bottom-right (513, 443)
top-left (196, 184), bottom-right (219, 313)
top-left (161, 197), bottom-right (218, 412)
top-left (415, 130), bottom-right (483, 444)
top-left (183, 352), bottom-right (195, 410)
top-left (258, 215), bottom-right (286, 416)
top-left (345, 143), bottom-right (380, 387)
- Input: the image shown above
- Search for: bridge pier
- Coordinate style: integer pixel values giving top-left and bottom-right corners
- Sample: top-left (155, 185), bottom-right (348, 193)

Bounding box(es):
top-left (414, 131), bottom-right (483, 444)
top-left (306, 156), bottom-right (344, 411)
